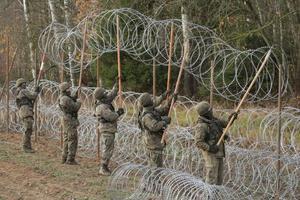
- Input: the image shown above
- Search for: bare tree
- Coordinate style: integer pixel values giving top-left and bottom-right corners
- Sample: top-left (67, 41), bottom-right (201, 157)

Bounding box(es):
top-left (22, 0), bottom-right (36, 79)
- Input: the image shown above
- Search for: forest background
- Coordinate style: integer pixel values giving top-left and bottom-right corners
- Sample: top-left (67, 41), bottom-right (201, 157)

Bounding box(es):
top-left (0, 0), bottom-right (299, 101)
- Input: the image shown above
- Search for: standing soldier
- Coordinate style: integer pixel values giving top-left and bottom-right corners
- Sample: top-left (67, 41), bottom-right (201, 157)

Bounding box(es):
top-left (193, 101), bottom-right (238, 185)
top-left (94, 83), bottom-right (124, 175)
top-left (58, 82), bottom-right (81, 165)
top-left (139, 92), bottom-right (172, 168)
top-left (15, 78), bottom-right (40, 153)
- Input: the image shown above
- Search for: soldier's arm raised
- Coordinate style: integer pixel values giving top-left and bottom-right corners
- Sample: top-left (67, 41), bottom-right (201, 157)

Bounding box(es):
top-left (106, 85), bottom-right (118, 103)
top-left (100, 105), bottom-right (119, 122)
top-left (23, 89), bottom-right (38, 100)
top-left (194, 124), bottom-right (210, 151)
top-left (143, 114), bottom-right (166, 132)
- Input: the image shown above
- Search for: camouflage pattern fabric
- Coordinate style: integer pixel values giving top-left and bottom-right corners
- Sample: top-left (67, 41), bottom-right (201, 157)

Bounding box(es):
top-left (22, 117), bottom-right (34, 150)
top-left (147, 149), bottom-right (163, 168)
top-left (141, 107), bottom-right (166, 151)
top-left (16, 87), bottom-right (38, 151)
top-left (59, 94), bottom-right (81, 162)
top-left (62, 117), bottom-right (79, 161)
top-left (194, 115), bottom-right (228, 185)
top-left (100, 132), bottom-right (115, 165)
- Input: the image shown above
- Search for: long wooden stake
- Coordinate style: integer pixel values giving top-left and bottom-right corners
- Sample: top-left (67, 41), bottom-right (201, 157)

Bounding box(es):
top-left (167, 23), bottom-right (174, 94)
top-left (276, 64), bottom-right (282, 198)
top-left (116, 15), bottom-right (122, 106)
top-left (78, 21), bottom-right (88, 89)
top-left (153, 58), bottom-right (156, 96)
top-left (96, 57), bottom-right (100, 87)
top-left (36, 26), bottom-right (52, 85)
top-left (6, 36), bottom-right (10, 134)
top-left (217, 49), bottom-right (272, 145)
top-left (161, 47), bottom-right (188, 144)
top-left (96, 56), bottom-right (100, 161)
top-left (34, 50), bottom-right (38, 142)
top-left (209, 60), bottom-right (215, 106)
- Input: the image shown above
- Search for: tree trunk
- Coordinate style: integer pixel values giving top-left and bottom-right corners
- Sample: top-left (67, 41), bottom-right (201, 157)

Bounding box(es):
top-left (63, 0), bottom-right (76, 87)
top-left (22, 0), bottom-right (36, 80)
top-left (181, 3), bottom-right (194, 97)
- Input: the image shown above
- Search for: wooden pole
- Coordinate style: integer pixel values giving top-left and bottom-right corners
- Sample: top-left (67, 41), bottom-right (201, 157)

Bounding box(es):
top-left (96, 57), bottom-right (100, 87)
top-left (78, 21), bottom-right (88, 89)
top-left (116, 15), bottom-right (122, 106)
top-left (167, 23), bottom-right (174, 94)
top-left (152, 58), bottom-right (156, 96)
top-left (6, 36), bottom-right (10, 134)
top-left (60, 53), bottom-right (64, 82)
top-left (209, 60), bottom-right (215, 106)
top-left (96, 56), bottom-right (100, 161)
top-left (161, 47), bottom-right (188, 144)
top-left (34, 50), bottom-right (38, 142)
top-left (276, 64), bottom-right (282, 198)
top-left (217, 49), bottom-right (272, 145)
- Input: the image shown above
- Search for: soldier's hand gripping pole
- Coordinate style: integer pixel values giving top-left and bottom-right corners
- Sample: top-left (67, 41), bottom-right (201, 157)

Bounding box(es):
top-left (217, 49), bottom-right (272, 146)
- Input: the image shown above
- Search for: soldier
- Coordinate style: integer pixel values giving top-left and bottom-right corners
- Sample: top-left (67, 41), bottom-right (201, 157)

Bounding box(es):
top-left (58, 82), bottom-right (81, 165)
top-left (193, 101), bottom-right (238, 185)
top-left (139, 92), bottom-right (172, 168)
top-left (137, 90), bottom-right (171, 131)
top-left (15, 78), bottom-right (40, 153)
top-left (94, 83), bottom-right (124, 175)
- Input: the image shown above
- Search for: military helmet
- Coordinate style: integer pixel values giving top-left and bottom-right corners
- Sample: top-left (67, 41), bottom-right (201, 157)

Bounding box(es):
top-left (196, 101), bottom-right (212, 116)
top-left (94, 87), bottom-right (106, 100)
top-left (139, 93), bottom-right (153, 107)
top-left (59, 82), bottom-right (71, 92)
top-left (16, 78), bottom-right (26, 87)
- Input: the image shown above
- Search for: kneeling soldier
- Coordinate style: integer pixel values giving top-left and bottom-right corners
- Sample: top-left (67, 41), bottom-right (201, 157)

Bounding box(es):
top-left (15, 78), bottom-right (40, 153)
top-left (194, 101), bottom-right (238, 185)
top-left (94, 83), bottom-right (124, 175)
top-left (59, 82), bottom-right (81, 165)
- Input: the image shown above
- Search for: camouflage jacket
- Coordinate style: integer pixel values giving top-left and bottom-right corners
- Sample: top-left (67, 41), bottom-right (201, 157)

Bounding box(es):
top-left (194, 116), bottom-right (228, 157)
top-left (95, 103), bottom-right (119, 133)
top-left (138, 94), bottom-right (170, 131)
top-left (59, 94), bottom-right (81, 126)
top-left (141, 107), bottom-right (168, 150)
top-left (15, 87), bottom-right (38, 119)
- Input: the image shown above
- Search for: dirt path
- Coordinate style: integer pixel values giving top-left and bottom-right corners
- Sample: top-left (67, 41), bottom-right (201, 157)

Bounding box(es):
top-left (0, 133), bottom-right (111, 200)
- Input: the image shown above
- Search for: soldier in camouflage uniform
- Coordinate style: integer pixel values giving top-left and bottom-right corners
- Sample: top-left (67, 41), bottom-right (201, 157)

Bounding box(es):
top-left (139, 92), bottom-right (172, 168)
top-left (58, 82), bottom-right (81, 165)
top-left (193, 101), bottom-right (238, 185)
top-left (94, 83), bottom-right (124, 175)
top-left (15, 78), bottom-right (40, 153)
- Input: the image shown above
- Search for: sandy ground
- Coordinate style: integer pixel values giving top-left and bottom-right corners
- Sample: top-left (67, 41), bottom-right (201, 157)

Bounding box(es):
top-left (0, 132), bottom-right (111, 200)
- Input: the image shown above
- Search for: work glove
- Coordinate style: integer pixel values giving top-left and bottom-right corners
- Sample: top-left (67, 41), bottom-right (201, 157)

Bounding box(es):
top-left (117, 108), bottom-right (125, 116)
top-left (35, 86), bottom-right (41, 93)
top-left (162, 90), bottom-right (171, 99)
top-left (224, 135), bottom-right (230, 142)
top-left (162, 116), bottom-right (171, 125)
top-left (228, 111), bottom-right (238, 122)
top-left (208, 145), bottom-right (219, 153)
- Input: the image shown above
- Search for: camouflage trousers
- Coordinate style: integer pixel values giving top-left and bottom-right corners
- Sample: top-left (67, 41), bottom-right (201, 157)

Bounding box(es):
top-left (21, 117), bottom-right (33, 150)
top-left (62, 119), bottom-right (78, 161)
top-left (100, 132), bottom-right (115, 166)
top-left (147, 149), bottom-right (163, 168)
top-left (202, 152), bottom-right (224, 185)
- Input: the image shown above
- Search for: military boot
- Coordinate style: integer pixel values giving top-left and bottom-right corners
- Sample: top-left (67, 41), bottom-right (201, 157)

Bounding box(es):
top-left (99, 164), bottom-right (111, 176)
